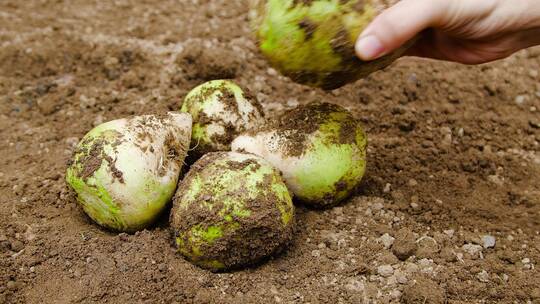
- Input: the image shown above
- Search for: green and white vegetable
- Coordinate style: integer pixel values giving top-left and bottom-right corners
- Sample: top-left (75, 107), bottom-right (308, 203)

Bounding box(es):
top-left (171, 151), bottom-right (294, 271)
top-left (181, 80), bottom-right (265, 159)
top-left (66, 113), bottom-right (192, 232)
top-left (249, 0), bottom-right (412, 90)
top-left (232, 102), bottom-right (367, 207)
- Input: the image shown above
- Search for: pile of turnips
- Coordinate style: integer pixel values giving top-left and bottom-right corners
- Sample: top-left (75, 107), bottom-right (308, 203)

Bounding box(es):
top-left (66, 0), bottom-right (381, 271)
top-left (66, 79), bottom-right (367, 271)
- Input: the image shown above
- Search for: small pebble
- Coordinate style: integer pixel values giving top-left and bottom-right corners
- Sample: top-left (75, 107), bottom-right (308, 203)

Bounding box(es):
top-left (266, 68), bottom-right (278, 76)
top-left (377, 265), bottom-right (394, 277)
top-left (443, 229), bottom-right (455, 238)
top-left (65, 137), bottom-right (79, 148)
top-left (394, 270), bottom-right (408, 284)
top-left (487, 175), bottom-right (504, 186)
top-left (417, 258), bottom-right (433, 269)
top-left (522, 258), bottom-right (531, 264)
top-left (482, 235), bottom-right (496, 248)
top-left (408, 179), bottom-right (418, 187)
top-left (372, 201), bottom-right (384, 211)
top-left (477, 270), bottom-right (490, 282)
top-left (462, 244), bottom-right (483, 257)
top-left (377, 233), bottom-right (395, 249)
top-left (389, 290), bottom-right (401, 299)
top-left (404, 262), bottom-right (419, 274)
top-left (515, 95), bottom-right (527, 104)
top-left (158, 263), bottom-right (167, 272)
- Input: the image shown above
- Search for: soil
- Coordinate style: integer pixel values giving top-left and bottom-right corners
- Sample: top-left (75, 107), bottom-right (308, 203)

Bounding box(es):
top-left (260, 101), bottom-right (360, 158)
top-left (0, 0), bottom-right (539, 303)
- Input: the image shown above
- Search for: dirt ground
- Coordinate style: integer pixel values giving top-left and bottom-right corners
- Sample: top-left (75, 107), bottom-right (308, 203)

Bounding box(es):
top-left (1, 0), bottom-right (539, 303)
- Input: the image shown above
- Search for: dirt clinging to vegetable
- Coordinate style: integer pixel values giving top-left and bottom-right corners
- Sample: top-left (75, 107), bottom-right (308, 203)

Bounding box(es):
top-left (170, 152), bottom-right (294, 271)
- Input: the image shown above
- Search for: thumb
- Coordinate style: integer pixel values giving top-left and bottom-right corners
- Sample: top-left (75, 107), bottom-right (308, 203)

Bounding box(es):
top-left (355, 0), bottom-right (449, 61)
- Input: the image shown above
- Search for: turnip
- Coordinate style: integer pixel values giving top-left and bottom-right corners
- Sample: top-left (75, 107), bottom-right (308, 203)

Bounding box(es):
top-left (249, 0), bottom-right (411, 90)
top-left (66, 113), bottom-right (192, 232)
top-left (170, 151), bottom-right (294, 271)
top-left (232, 102), bottom-right (367, 207)
top-left (181, 80), bottom-right (265, 160)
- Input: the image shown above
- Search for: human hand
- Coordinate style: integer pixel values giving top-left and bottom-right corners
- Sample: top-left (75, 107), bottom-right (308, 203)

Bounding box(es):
top-left (355, 0), bottom-right (540, 64)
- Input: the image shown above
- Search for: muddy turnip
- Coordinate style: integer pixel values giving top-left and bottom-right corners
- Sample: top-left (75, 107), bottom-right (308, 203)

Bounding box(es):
top-left (170, 151), bottom-right (294, 271)
top-left (66, 113), bottom-right (192, 232)
top-left (232, 102), bottom-right (367, 207)
top-left (250, 0), bottom-right (412, 90)
top-left (181, 80), bottom-right (265, 160)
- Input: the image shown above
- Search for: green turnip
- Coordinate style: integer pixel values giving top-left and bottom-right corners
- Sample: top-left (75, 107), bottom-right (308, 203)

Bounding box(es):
top-left (66, 113), bottom-right (192, 232)
top-left (232, 102), bottom-right (367, 207)
top-left (250, 0), bottom-right (411, 90)
top-left (181, 80), bottom-right (265, 160)
top-left (170, 151), bottom-right (294, 271)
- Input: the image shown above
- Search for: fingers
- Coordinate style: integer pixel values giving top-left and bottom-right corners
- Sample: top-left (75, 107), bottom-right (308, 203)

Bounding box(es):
top-left (355, 0), bottom-right (450, 61)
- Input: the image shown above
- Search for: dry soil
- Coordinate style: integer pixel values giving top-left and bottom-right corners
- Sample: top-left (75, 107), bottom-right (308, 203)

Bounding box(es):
top-left (0, 0), bottom-right (539, 303)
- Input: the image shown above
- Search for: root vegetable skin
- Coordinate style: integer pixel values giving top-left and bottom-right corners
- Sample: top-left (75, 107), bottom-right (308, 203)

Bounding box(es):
top-left (249, 0), bottom-right (410, 90)
top-left (231, 102), bottom-right (367, 207)
top-left (66, 113), bottom-right (192, 232)
top-left (181, 80), bottom-right (265, 158)
top-left (171, 151), bottom-right (295, 271)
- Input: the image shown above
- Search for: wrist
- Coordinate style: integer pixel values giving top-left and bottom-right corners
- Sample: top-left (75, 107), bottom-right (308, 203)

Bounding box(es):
top-left (520, 0), bottom-right (540, 29)
top-left (513, 0), bottom-right (540, 47)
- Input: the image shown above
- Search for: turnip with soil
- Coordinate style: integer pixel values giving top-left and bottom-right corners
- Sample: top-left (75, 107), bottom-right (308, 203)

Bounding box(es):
top-left (250, 0), bottom-right (411, 90)
top-left (66, 113), bottom-right (192, 232)
top-left (232, 102), bottom-right (367, 207)
top-left (170, 151), bottom-right (295, 271)
top-left (181, 80), bottom-right (265, 160)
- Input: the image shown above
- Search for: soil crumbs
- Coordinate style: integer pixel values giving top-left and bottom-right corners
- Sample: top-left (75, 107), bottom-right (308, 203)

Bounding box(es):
top-left (0, 0), bottom-right (539, 303)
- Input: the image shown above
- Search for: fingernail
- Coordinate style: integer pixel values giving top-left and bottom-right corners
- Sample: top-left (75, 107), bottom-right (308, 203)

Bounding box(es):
top-left (355, 35), bottom-right (385, 60)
